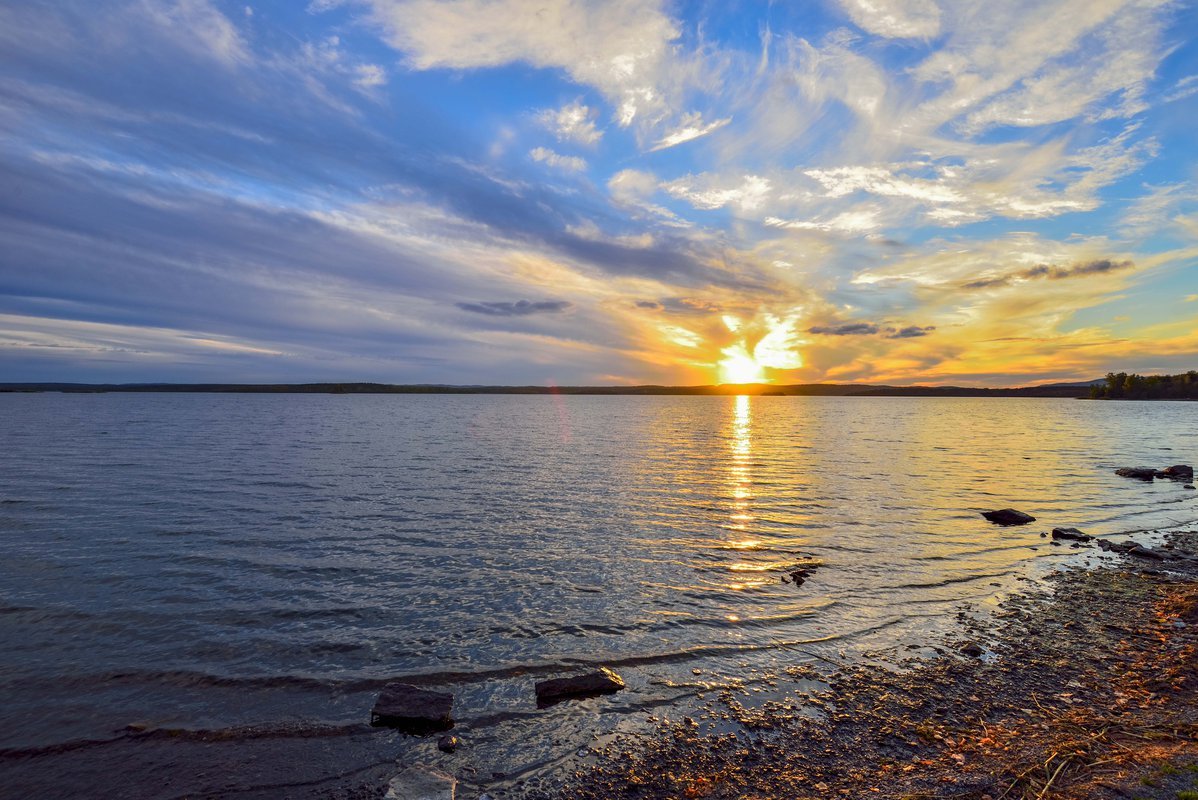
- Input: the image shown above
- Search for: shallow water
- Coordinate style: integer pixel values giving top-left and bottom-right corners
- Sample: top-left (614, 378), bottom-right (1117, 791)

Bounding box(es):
top-left (0, 393), bottom-right (1195, 797)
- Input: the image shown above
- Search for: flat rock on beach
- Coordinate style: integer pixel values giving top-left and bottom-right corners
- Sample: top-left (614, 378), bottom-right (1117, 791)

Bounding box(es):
top-left (535, 668), bottom-right (626, 706)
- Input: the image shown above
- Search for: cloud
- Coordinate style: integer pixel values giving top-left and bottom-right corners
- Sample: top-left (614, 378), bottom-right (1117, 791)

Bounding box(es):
top-left (143, 0), bottom-right (252, 67)
top-left (353, 63), bottom-right (387, 88)
top-left (650, 113), bottom-right (731, 151)
top-left (962, 258), bottom-right (1135, 289)
top-left (838, 0), bottom-right (940, 38)
top-left (808, 323), bottom-right (880, 336)
top-left (1164, 75), bottom-right (1198, 103)
top-left (530, 147), bottom-right (587, 172)
top-left (663, 174), bottom-right (771, 212)
top-left (455, 300), bottom-right (574, 316)
top-left (912, 0), bottom-right (1175, 136)
top-left (888, 325), bottom-right (935, 338)
top-left (537, 100), bottom-right (601, 145)
top-left (359, 0), bottom-right (682, 126)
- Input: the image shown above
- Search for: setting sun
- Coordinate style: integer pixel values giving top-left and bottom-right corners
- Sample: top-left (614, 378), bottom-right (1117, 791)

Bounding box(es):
top-left (718, 344), bottom-right (766, 383)
top-left (716, 314), bottom-right (805, 384)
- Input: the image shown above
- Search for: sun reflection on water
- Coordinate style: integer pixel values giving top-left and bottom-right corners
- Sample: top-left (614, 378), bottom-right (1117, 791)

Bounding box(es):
top-left (727, 394), bottom-right (753, 533)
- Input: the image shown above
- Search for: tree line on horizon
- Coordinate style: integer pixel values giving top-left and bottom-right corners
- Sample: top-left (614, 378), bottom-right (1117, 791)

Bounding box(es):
top-left (1090, 371), bottom-right (1198, 400)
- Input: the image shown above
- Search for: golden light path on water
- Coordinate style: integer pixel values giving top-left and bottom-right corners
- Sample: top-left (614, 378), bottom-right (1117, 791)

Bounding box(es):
top-left (723, 395), bottom-right (770, 615)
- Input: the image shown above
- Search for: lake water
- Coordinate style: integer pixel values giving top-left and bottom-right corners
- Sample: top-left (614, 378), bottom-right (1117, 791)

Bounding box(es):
top-left (1, 393), bottom-right (1195, 798)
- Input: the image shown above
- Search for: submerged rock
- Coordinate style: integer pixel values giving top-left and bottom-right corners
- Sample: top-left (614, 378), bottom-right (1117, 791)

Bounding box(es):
top-left (1051, 527), bottom-right (1094, 542)
top-left (785, 557), bottom-right (824, 587)
top-left (371, 684), bottom-right (454, 732)
top-left (1115, 467), bottom-right (1158, 480)
top-left (981, 509), bottom-right (1036, 526)
top-left (384, 766), bottom-right (456, 800)
top-left (437, 734), bottom-right (459, 753)
top-left (535, 668), bottom-right (625, 706)
top-left (1159, 464), bottom-right (1194, 481)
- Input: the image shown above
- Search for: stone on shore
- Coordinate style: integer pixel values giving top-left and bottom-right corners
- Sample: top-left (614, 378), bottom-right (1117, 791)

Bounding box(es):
top-left (981, 509), bottom-right (1035, 526)
top-left (371, 684), bottom-right (454, 732)
top-left (384, 766), bottom-right (456, 800)
top-left (958, 641), bottom-right (984, 658)
top-left (1115, 467), bottom-right (1158, 480)
top-left (535, 668), bottom-right (625, 706)
top-left (1051, 527), bottom-right (1094, 542)
top-left (1127, 544), bottom-right (1171, 561)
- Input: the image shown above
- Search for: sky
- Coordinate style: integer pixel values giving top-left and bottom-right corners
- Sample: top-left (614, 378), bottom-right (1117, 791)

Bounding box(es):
top-left (1, 0), bottom-right (1197, 386)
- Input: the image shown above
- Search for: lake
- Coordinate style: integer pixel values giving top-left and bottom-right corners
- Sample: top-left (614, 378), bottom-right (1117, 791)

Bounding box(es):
top-left (1, 393), bottom-right (1195, 797)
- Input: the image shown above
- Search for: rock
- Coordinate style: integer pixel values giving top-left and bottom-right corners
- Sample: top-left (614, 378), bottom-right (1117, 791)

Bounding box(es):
top-left (1127, 545), bottom-right (1170, 561)
top-left (1159, 464), bottom-right (1194, 481)
top-left (535, 668), bottom-right (625, 706)
top-left (1185, 484), bottom-right (1196, 490)
top-left (371, 684), bottom-right (454, 732)
top-left (783, 557), bottom-right (822, 587)
top-left (981, 509), bottom-right (1036, 526)
top-left (437, 734), bottom-right (459, 753)
top-left (384, 766), bottom-right (456, 800)
top-left (959, 641), bottom-right (984, 658)
top-left (1051, 527), bottom-right (1094, 542)
top-left (1115, 467), bottom-right (1157, 480)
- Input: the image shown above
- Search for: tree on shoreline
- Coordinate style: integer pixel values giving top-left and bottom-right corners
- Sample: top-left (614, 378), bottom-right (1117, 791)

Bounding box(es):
top-left (1091, 371), bottom-right (1198, 399)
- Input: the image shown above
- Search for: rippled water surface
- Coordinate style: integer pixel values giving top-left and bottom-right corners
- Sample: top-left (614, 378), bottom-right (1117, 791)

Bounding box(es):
top-left (1, 393), bottom-right (1195, 797)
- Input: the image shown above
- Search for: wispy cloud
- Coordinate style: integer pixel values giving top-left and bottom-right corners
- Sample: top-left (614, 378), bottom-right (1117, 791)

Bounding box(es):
top-left (456, 300), bottom-right (574, 317)
top-left (530, 147), bottom-right (587, 172)
top-left (650, 113), bottom-right (732, 151)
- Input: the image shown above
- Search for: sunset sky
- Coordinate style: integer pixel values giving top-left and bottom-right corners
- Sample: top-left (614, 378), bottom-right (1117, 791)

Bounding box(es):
top-left (1, 0), bottom-right (1196, 386)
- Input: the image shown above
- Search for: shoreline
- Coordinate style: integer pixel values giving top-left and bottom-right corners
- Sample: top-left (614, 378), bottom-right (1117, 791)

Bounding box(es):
top-left (507, 529), bottom-right (1198, 800)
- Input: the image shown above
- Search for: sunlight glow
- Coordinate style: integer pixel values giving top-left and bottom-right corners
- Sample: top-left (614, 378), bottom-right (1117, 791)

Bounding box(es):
top-left (716, 314), bottom-right (804, 384)
top-left (719, 343), bottom-right (765, 383)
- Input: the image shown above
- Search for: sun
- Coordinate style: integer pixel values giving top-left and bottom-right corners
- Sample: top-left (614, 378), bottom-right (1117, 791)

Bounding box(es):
top-left (714, 314), bottom-right (805, 384)
top-left (718, 344), bottom-right (766, 384)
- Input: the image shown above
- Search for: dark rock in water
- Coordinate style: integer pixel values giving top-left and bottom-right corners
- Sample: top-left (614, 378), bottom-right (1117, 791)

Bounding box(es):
top-left (959, 641), bottom-right (984, 658)
top-left (371, 684), bottom-right (454, 732)
top-left (1051, 527), bottom-right (1094, 542)
top-left (1115, 467), bottom-right (1157, 481)
top-left (535, 668), bottom-right (625, 706)
top-left (1185, 484), bottom-right (1196, 490)
top-left (1159, 464), bottom-right (1194, 480)
top-left (981, 509), bottom-right (1035, 525)
top-left (783, 557), bottom-right (822, 588)
top-left (437, 734), bottom-right (459, 753)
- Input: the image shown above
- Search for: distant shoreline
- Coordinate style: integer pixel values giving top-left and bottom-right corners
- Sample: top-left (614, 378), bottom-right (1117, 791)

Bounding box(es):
top-left (0, 381), bottom-right (1108, 398)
